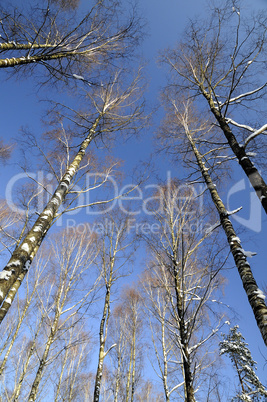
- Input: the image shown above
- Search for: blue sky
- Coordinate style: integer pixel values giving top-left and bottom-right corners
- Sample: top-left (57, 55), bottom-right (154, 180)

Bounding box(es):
top-left (0, 0), bottom-right (267, 393)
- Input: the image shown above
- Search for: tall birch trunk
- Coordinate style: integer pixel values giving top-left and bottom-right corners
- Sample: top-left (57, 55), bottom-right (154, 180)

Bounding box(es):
top-left (0, 115), bottom-right (101, 323)
top-left (186, 129), bottom-right (267, 346)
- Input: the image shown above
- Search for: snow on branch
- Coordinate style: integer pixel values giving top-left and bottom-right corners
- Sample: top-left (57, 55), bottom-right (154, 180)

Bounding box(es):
top-left (73, 74), bottom-right (85, 80)
top-left (235, 247), bottom-right (257, 258)
top-left (205, 221), bottom-right (221, 235)
top-left (226, 118), bottom-right (256, 132)
top-left (227, 206), bottom-right (242, 215)
top-left (226, 118), bottom-right (267, 148)
top-left (189, 329), bottom-right (218, 354)
top-left (244, 124), bottom-right (267, 148)
top-left (227, 82), bottom-right (267, 105)
top-left (0, 270), bottom-right (12, 280)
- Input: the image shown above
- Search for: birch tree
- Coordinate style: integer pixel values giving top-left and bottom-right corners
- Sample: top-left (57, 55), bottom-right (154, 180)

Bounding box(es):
top-left (123, 287), bottom-right (143, 402)
top-left (161, 0), bottom-right (267, 213)
top-left (0, 227), bottom-right (97, 400)
top-left (0, 69), bottom-right (144, 324)
top-left (158, 97), bottom-right (267, 346)
top-left (28, 228), bottom-right (97, 401)
top-left (18, 227), bottom-right (98, 401)
top-left (52, 320), bottom-right (93, 402)
top-left (93, 210), bottom-right (136, 402)
top-left (0, 0), bottom-right (142, 85)
top-left (141, 181), bottom-right (226, 401)
top-left (107, 288), bottom-right (144, 402)
top-left (106, 304), bottom-right (129, 402)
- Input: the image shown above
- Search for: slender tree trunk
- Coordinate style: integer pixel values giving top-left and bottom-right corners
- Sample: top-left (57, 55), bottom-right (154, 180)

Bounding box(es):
top-left (114, 335), bottom-right (123, 402)
top-left (54, 342), bottom-right (70, 402)
top-left (93, 283), bottom-right (111, 402)
top-left (186, 129), bottom-right (267, 346)
top-left (201, 87), bottom-right (267, 214)
top-left (68, 344), bottom-right (86, 401)
top-left (233, 356), bottom-right (246, 395)
top-left (28, 272), bottom-right (69, 402)
top-left (173, 263), bottom-right (196, 402)
top-left (126, 346), bottom-right (133, 402)
top-left (0, 116), bottom-right (101, 323)
top-left (28, 309), bottom-right (60, 401)
top-left (130, 326), bottom-right (136, 402)
top-left (13, 316), bottom-right (45, 402)
top-left (161, 319), bottom-right (170, 402)
top-left (0, 291), bottom-right (33, 376)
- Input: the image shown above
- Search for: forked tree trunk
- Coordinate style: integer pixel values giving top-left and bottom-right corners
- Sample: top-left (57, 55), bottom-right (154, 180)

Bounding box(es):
top-left (0, 116), bottom-right (101, 323)
top-left (186, 129), bottom-right (267, 346)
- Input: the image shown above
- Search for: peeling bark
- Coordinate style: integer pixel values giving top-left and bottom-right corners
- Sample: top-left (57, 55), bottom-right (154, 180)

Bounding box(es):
top-left (187, 130), bottom-right (267, 346)
top-left (0, 116), bottom-right (101, 323)
top-left (0, 43), bottom-right (56, 51)
top-left (0, 51), bottom-right (86, 68)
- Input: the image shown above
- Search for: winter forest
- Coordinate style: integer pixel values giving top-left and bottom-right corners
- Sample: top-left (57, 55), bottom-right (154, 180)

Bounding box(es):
top-left (0, 0), bottom-right (266, 400)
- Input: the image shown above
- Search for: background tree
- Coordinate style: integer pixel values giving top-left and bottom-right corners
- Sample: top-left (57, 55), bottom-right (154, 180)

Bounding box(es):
top-left (141, 181), bottom-right (226, 401)
top-left (220, 325), bottom-right (267, 401)
top-left (105, 304), bottom-right (129, 401)
top-left (106, 286), bottom-right (144, 402)
top-left (123, 286), bottom-right (143, 402)
top-left (0, 138), bottom-right (12, 164)
top-left (0, 227), bottom-right (99, 401)
top-left (93, 209), bottom-right (137, 402)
